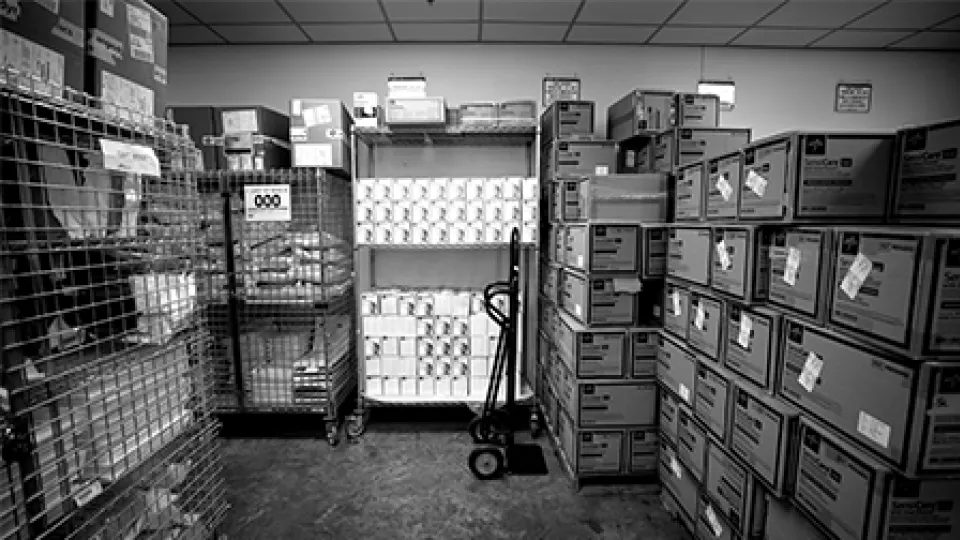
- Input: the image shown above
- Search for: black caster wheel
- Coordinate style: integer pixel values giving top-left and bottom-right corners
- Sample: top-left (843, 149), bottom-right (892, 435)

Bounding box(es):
top-left (468, 447), bottom-right (505, 480)
top-left (345, 415), bottom-right (365, 439)
top-left (529, 414), bottom-right (543, 439)
top-left (326, 424), bottom-right (340, 446)
top-left (468, 411), bottom-right (509, 444)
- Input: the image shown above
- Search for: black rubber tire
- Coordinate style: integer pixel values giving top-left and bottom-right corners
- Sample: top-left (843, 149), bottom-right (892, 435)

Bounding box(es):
top-left (345, 415), bottom-right (365, 439)
top-left (469, 447), bottom-right (505, 480)
top-left (468, 411), bottom-right (509, 444)
top-left (529, 416), bottom-right (543, 439)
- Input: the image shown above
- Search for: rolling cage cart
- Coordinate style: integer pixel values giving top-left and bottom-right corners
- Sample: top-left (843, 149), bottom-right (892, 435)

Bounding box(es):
top-left (195, 167), bottom-right (356, 446)
top-left (345, 120), bottom-right (544, 440)
top-left (0, 69), bottom-right (227, 539)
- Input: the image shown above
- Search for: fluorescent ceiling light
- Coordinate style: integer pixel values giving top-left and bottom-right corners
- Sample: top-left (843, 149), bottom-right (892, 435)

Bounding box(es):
top-left (698, 80), bottom-right (736, 111)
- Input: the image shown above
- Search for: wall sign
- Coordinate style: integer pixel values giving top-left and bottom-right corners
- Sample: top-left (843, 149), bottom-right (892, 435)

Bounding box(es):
top-left (835, 82), bottom-right (872, 113)
top-left (244, 184), bottom-right (291, 222)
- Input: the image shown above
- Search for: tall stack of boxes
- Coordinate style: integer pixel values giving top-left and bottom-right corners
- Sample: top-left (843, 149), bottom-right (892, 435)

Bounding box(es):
top-left (537, 96), bottom-right (671, 486)
top-left (660, 101), bottom-right (960, 540)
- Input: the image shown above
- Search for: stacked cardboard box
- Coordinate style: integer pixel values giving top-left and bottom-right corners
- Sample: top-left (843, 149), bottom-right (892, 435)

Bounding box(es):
top-left (538, 99), bottom-right (670, 486)
top-left (660, 117), bottom-right (960, 540)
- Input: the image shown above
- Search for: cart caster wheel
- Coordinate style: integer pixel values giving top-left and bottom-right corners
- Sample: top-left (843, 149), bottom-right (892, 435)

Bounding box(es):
top-left (345, 415), bottom-right (365, 439)
top-left (529, 415), bottom-right (543, 439)
top-left (468, 447), bottom-right (505, 480)
top-left (326, 425), bottom-right (340, 446)
top-left (468, 412), bottom-right (508, 444)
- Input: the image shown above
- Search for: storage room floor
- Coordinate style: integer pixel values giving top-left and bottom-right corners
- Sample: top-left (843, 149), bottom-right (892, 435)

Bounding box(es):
top-left (217, 416), bottom-right (688, 540)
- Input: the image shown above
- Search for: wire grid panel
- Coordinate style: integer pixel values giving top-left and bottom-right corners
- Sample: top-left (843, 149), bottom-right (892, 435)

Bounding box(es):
top-left (0, 80), bottom-right (225, 539)
top-left (0, 463), bottom-right (27, 540)
top-left (226, 170), bottom-right (356, 414)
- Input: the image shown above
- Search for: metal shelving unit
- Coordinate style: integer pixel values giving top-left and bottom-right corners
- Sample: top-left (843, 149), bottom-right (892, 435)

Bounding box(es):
top-left (345, 121), bottom-right (542, 437)
top-left (0, 68), bottom-right (226, 540)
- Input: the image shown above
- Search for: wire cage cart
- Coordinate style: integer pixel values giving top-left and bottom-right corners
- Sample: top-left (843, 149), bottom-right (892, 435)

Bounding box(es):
top-left (0, 68), bottom-right (227, 539)
top-left (195, 168), bottom-right (356, 445)
top-left (345, 119), bottom-right (544, 439)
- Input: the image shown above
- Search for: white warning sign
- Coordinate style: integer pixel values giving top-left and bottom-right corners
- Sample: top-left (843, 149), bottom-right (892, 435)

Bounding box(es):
top-left (244, 184), bottom-right (291, 222)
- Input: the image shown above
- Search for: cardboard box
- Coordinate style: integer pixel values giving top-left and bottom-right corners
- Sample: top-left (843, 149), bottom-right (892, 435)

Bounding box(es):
top-left (664, 281), bottom-right (691, 339)
top-left (544, 140), bottom-right (617, 178)
top-left (696, 493), bottom-right (736, 540)
top-left (673, 93), bottom-right (720, 128)
top-left (706, 151), bottom-right (743, 221)
top-left (675, 160), bottom-right (706, 222)
top-left (556, 174), bottom-right (669, 224)
top-left (827, 228), bottom-right (960, 358)
top-left (739, 132), bottom-right (895, 222)
top-left (459, 102), bottom-right (497, 125)
top-left (763, 227), bottom-right (833, 321)
top-left (629, 328), bottom-right (659, 379)
top-left (892, 119), bottom-right (960, 222)
top-left (540, 100), bottom-right (595, 144)
top-left (705, 441), bottom-right (766, 538)
top-left (166, 106), bottom-right (223, 170)
top-left (557, 409), bottom-right (624, 475)
top-left (657, 333), bottom-right (698, 407)
top-left (497, 100), bottom-right (537, 126)
top-left (385, 97), bottom-right (445, 125)
top-left (660, 385), bottom-right (681, 445)
top-left (656, 128), bottom-right (752, 172)
top-left (712, 225), bottom-right (766, 302)
top-left (564, 224), bottom-right (640, 273)
top-left (541, 260), bottom-right (561, 304)
top-left (764, 491), bottom-right (828, 540)
top-left (795, 417), bottom-right (960, 540)
top-left (2, 0), bottom-right (85, 95)
top-left (730, 381), bottom-right (799, 497)
top-left (724, 303), bottom-right (780, 392)
top-left (695, 360), bottom-right (732, 443)
top-left (627, 428), bottom-right (660, 474)
top-left (85, 0), bottom-right (169, 118)
top-left (560, 270), bottom-right (638, 327)
top-left (616, 140), bottom-right (655, 174)
top-left (668, 226), bottom-right (713, 287)
top-left (660, 441), bottom-right (699, 523)
top-left (688, 289), bottom-right (725, 360)
top-left (289, 98), bottom-right (352, 174)
top-left (677, 408), bottom-right (709, 482)
top-left (553, 311), bottom-right (626, 379)
top-left (779, 318), bottom-right (960, 475)
top-left (606, 89), bottom-right (675, 141)
top-left (556, 373), bottom-right (659, 427)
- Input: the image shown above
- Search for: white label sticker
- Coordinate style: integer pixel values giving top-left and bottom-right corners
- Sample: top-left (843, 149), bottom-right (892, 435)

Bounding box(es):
top-left (99, 139), bottom-right (160, 176)
top-left (716, 173), bottom-right (733, 201)
top-left (745, 169), bottom-right (768, 197)
top-left (783, 247), bottom-right (801, 286)
top-left (858, 410), bottom-right (891, 449)
top-left (694, 302), bottom-right (706, 331)
top-left (737, 313), bottom-right (752, 349)
top-left (222, 109), bottom-right (259, 133)
top-left (303, 104), bottom-right (332, 126)
top-left (576, 255), bottom-right (584, 267)
top-left (574, 304), bottom-right (582, 317)
top-left (100, 0), bottom-right (114, 17)
top-left (595, 165), bottom-right (609, 176)
top-left (293, 143), bottom-right (333, 167)
top-left (613, 278), bottom-right (643, 293)
top-left (716, 240), bottom-right (732, 271)
top-left (244, 184), bottom-right (291, 222)
top-left (798, 351), bottom-right (823, 393)
top-left (841, 252), bottom-right (873, 300)
top-left (126, 3), bottom-right (154, 63)
top-left (679, 383), bottom-right (691, 403)
top-left (670, 456), bottom-right (683, 479)
top-left (671, 291), bottom-right (681, 317)
top-left (705, 505), bottom-right (723, 538)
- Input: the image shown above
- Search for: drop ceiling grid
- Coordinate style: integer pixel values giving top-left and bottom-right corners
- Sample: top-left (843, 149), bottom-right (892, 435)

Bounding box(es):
top-left (160, 0), bottom-right (960, 50)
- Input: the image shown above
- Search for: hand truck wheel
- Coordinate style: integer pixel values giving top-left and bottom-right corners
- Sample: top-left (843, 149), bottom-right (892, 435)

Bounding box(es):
top-left (468, 447), bottom-right (505, 480)
top-left (468, 411), bottom-right (509, 444)
top-left (345, 415), bottom-right (365, 439)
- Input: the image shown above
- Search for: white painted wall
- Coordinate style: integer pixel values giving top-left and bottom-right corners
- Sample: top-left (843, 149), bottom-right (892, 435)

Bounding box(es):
top-left (168, 44), bottom-right (960, 139)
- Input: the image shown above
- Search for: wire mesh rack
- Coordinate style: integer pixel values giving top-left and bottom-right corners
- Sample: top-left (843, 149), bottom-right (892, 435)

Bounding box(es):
top-left (0, 68), bottom-right (226, 539)
top-left (195, 169), bottom-right (357, 444)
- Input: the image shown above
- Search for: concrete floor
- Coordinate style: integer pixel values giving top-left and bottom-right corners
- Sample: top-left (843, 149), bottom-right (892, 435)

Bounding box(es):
top-left (217, 424), bottom-right (690, 540)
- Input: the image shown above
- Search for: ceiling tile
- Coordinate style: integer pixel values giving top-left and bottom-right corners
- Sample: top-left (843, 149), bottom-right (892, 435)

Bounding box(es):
top-left (280, 0), bottom-right (385, 22)
top-left (149, 0), bottom-right (199, 25)
top-left (382, 0), bottom-right (480, 22)
top-left (482, 23), bottom-right (567, 41)
top-left (212, 24), bottom-right (309, 43)
top-left (811, 29), bottom-right (912, 47)
top-left (392, 23), bottom-right (479, 40)
top-left (759, 1), bottom-right (883, 28)
top-left (483, 1), bottom-right (581, 23)
top-left (567, 24), bottom-right (658, 43)
top-left (302, 23), bottom-right (394, 41)
top-left (178, 1), bottom-right (291, 24)
top-left (935, 15), bottom-right (960, 30)
top-left (890, 30), bottom-right (960, 49)
top-left (732, 27), bottom-right (830, 46)
top-left (169, 25), bottom-right (225, 44)
top-left (577, 0), bottom-right (684, 25)
top-left (650, 26), bottom-right (745, 44)
top-left (669, 0), bottom-right (781, 26)
top-left (847, 1), bottom-right (960, 30)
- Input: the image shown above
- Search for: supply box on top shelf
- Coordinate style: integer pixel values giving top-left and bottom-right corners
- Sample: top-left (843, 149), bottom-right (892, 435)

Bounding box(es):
top-left (85, 0), bottom-right (169, 119)
top-left (497, 100), bottom-right (537, 126)
top-left (542, 76), bottom-right (581, 108)
top-left (607, 89), bottom-right (675, 141)
top-left (289, 98), bottom-right (353, 174)
top-left (553, 173), bottom-right (669, 224)
top-left (459, 102), bottom-right (498, 126)
top-left (672, 93), bottom-right (721, 129)
top-left (385, 97), bottom-right (446, 125)
top-left (655, 127), bottom-right (752, 173)
top-left (352, 91), bottom-right (381, 129)
top-left (214, 106), bottom-right (291, 171)
top-left (891, 118), bottom-right (960, 222)
top-left (219, 105), bottom-right (290, 140)
top-left (541, 100), bottom-right (596, 144)
top-left (738, 131), bottom-right (895, 222)
top-left (2, 0), bottom-right (86, 95)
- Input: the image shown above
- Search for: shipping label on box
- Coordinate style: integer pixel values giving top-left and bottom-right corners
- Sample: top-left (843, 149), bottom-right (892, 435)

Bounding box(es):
top-left (695, 361), bottom-right (731, 442)
top-left (730, 383), bottom-right (798, 496)
top-left (765, 227), bottom-right (832, 320)
top-left (712, 226), bottom-right (761, 301)
top-left (696, 494), bottom-right (735, 540)
top-left (565, 224), bottom-right (639, 273)
top-left (576, 382), bottom-right (658, 427)
top-left (688, 291), bottom-right (724, 360)
top-left (705, 442), bottom-right (754, 536)
top-left (706, 152), bottom-right (742, 221)
top-left (894, 120), bottom-right (960, 220)
top-left (555, 312), bottom-right (626, 378)
top-left (660, 441), bottom-right (699, 522)
top-left (660, 386), bottom-right (681, 444)
top-left (675, 161), bottom-right (706, 221)
top-left (677, 408), bottom-right (708, 482)
top-left (630, 329), bottom-right (658, 378)
top-left (657, 333), bottom-right (697, 406)
top-left (628, 428), bottom-right (659, 473)
top-left (668, 227), bottom-right (712, 286)
top-left (724, 304), bottom-right (779, 391)
top-left (664, 282), bottom-right (691, 339)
